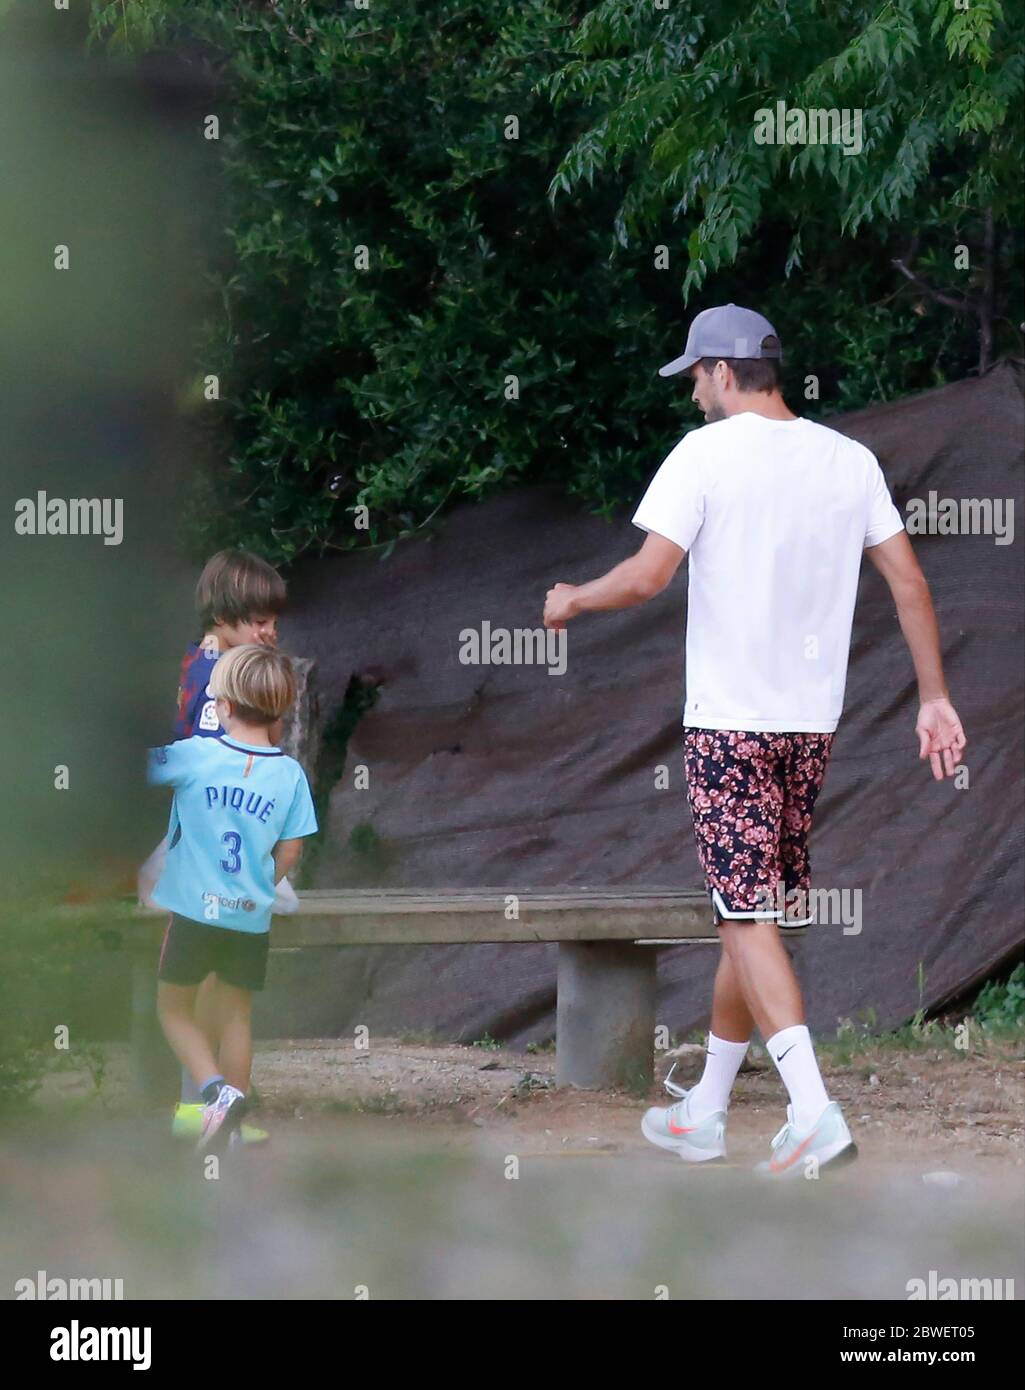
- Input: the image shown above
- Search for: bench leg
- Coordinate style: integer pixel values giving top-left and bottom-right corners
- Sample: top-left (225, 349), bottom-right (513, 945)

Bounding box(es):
top-left (556, 942), bottom-right (656, 1094)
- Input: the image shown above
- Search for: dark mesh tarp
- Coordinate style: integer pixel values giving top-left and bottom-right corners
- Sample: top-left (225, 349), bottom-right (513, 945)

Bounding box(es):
top-left (278, 363), bottom-right (1024, 1045)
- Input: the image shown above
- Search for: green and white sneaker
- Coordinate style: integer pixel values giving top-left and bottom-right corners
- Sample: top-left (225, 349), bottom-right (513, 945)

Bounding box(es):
top-left (641, 1064), bottom-right (726, 1163)
top-left (755, 1102), bottom-right (857, 1179)
top-left (172, 1102), bottom-right (269, 1147)
top-left (198, 1084), bottom-right (247, 1154)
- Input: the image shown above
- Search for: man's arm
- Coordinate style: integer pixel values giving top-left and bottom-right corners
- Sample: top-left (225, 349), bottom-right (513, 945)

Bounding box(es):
top-left (543, 533), bottom-right (686, 629)
top-left (864, 531), bottom-right (966, 780)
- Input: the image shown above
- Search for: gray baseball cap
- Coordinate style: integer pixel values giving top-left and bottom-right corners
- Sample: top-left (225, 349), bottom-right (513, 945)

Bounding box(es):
top-left (658, 303), bottom-right (782, 378)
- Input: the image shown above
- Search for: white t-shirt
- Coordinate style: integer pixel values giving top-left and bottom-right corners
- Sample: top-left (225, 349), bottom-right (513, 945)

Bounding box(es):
top-left (632, 412), bottom-right (904, 733)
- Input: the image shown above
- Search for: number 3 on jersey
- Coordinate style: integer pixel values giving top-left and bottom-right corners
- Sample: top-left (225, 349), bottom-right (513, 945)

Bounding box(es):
top-left (220, 831), bottom-right (243, 874)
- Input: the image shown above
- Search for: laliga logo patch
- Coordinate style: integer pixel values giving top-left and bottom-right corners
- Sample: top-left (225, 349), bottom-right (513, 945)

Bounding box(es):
top-left (199, 699), bottom-right (219, 731)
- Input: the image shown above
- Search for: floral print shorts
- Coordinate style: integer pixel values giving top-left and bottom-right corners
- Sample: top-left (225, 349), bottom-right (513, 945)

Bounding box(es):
top-left (683, 729), bottom-right (834, 926)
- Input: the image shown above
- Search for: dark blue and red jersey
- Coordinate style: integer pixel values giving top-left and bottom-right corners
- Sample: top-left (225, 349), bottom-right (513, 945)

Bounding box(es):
top-left (174, 641), bottom-right (223, 739)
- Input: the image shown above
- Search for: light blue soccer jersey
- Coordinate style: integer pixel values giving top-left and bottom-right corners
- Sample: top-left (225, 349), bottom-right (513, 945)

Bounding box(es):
top-left (148, 735), bottom-right (318, 934)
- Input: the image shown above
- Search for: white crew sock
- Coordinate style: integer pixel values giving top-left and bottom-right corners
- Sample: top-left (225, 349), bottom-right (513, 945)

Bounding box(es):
top-left (686, 1033), bottom-right (751, 1120)
top-left (766, 1024), bottom-right (830, 1131)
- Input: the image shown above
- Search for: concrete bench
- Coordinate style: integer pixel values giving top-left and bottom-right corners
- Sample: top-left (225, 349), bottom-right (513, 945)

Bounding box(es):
top-left (124, 889), bottom-right (804, 1094)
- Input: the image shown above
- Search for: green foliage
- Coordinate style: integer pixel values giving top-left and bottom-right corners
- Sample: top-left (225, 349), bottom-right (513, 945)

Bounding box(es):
top-left (0, 908), bottom-right (118, 1112)
top-left (91, 0), bottom-right (675, 563)
top-left (826, 963), bottom-right (1025, 1064)
top-left (0, 1036), bottom-right (43, 1112)
top-left (972, 962), bottom-right (1025, 1030)
top-left (87, 1), bottom-right (1023, 562)
top-left (348, 823), bottom-right (380, 854)
top-left (543, 0), bottom-right (1023, 282)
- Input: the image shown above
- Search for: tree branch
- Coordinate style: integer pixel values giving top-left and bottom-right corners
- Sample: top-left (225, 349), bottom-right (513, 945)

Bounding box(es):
top-left (891, 257), bottom-right (975, 317)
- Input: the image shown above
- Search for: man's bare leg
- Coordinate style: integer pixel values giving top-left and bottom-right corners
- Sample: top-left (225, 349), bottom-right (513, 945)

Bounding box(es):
top-left (709, 947), bottom-right (757, 1041)
top-left (686, 949), bottom-right (757, 1120)
top-left (719, 919), bottom-right (830, 1131)
top-left (717, 919), bottom-right (803, 1037)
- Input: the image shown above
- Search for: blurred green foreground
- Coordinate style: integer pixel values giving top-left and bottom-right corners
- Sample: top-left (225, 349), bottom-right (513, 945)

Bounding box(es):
top-left (2, 1113), bottom-right (1022, 1301)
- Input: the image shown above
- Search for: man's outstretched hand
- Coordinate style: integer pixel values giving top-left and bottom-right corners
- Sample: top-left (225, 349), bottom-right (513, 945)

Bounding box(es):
top-left (916, 698), bottom-right (966, 780)
top-left (544, 583), bottom-right (580, 630)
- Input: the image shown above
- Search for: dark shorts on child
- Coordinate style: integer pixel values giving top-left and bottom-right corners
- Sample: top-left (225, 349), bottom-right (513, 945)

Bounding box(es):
top-left (683, 728), bottom-right (834, 927)
top-left (157, 914), bottom-right (270, 991)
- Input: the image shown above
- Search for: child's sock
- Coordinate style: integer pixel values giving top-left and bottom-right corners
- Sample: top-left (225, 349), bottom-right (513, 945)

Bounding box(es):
top-left (687, 1032), bottom-right (750, 1120)
top-left (180, 1069), bottom-right (203, 1105)
top-left (200, 1075), bottom-right (227, 1105)
top-left (766, 1024), bottom-right (830, 1131)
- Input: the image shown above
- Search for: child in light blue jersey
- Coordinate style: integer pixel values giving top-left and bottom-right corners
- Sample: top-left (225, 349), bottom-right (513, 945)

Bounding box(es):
top-left (148, 644), bottom-right (318, 1152)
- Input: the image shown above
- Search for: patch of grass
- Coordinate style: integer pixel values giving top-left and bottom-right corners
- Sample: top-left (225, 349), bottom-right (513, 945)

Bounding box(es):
top-left (46, 1041), bottom-right (109, 1096)
top-left (470, 1033), bottom-right (502, 1052)
top-left (973, 962), bottom-right (1025, 1031)
top-left (348, 823), bottom-right (380, 854)
top-left (821, 1011), bottom-right (1024, 1067)
top-left (0, 903), bottom-right (126, 1113)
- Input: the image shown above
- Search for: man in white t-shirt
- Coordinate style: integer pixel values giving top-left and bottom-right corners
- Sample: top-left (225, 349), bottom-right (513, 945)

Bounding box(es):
top-left (542, 304), bottom-right (966, 1177)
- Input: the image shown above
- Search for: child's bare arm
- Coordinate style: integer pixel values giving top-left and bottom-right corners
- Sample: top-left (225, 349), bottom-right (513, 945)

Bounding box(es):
top-left (272, 838), bottom-right (303, 884)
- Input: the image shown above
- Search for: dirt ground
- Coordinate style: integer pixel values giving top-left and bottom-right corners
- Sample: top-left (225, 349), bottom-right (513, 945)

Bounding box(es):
top-left (40, 1032), bottom-right (1025, 1172)
top-left (234, 1035), bottom-right (1023, 1171)
top-left (6, 1033), bottom-right (1019, 1300)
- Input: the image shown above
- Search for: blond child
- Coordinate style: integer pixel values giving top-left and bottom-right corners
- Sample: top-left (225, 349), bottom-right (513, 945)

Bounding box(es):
top-left (148, 645), bottom-right (318, 1151)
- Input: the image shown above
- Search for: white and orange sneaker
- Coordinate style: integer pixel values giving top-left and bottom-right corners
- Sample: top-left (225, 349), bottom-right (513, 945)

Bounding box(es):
top-left (755, 1102), bottom-right (857, 1179)
top-left (197, 1084), bottom-right (247, 1155)
top-left (641, 1066), bottom-right (726, 1163)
